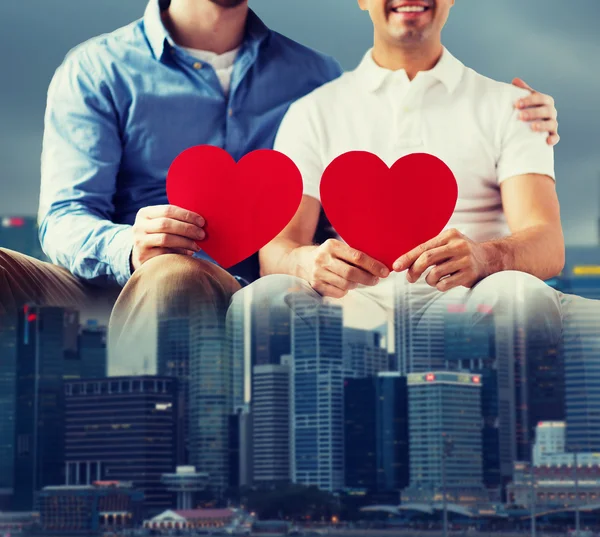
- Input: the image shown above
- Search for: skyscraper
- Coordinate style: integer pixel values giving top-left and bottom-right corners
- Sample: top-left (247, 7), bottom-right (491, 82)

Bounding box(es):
top-left (343, 328), bottom-right (389, 379)
top-left (394, 282), bottom-right (454, 374)
top-left (252, 364), bottom-right (291, 485)
top-left (64, 376), bottom-right (181, 516)
top-left (0, 316), bottom-right (17, 509)
top-left (78, 322), bottom-right (107, 379)
top-left (559, 246), bottom-right (600, 453)
top-left (157, 296), bottom-right (191, 464)
top-left (13, 306), bottom-right (79, 510)
top-left (344, 373), bottom-right (409, 499)
top-left (189, 301), bottom-right (232, 493)
top-left (403, 371), bottom-right (486, 506)
top-left (251, 291), bottom-right (291, 367)
top-left (290, 295), bottom-right (344, 492)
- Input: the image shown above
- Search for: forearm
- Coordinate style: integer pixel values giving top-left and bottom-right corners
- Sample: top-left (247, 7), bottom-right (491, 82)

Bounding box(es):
top-left (259, 238), bottom-right (317, 279)
top-left (481, 223), bottom-right (565, 281)
top-left (40, 204), bottom-right (133, 287)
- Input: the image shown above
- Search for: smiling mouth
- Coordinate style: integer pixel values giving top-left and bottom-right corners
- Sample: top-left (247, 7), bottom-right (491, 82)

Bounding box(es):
top-left (390, 4), bottom-right (431, 14)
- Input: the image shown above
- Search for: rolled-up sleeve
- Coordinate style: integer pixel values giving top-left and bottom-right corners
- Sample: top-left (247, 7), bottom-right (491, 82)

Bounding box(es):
top-left (39, 49), bottom-right (133, 287)
top-left (496, 87), bottom-right (556, 185)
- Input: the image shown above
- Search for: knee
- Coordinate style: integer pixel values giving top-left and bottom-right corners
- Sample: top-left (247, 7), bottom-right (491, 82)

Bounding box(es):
top-left (247, 274), bottom-right (314, 301)
top-left (129, 255), bottom-right (240, 300)
top-left (473, 270), bottom-right (560, 323)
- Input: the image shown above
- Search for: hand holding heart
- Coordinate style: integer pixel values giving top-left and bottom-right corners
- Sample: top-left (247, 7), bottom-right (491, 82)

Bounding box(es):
top-left (131, 204), bottom-right (206, 271)
top-left (392, 228), bottom-right (495, 291)
top-left (298, 239), bottom-right (390, 299)
top-left (163, 145), bottom-right (474, 292)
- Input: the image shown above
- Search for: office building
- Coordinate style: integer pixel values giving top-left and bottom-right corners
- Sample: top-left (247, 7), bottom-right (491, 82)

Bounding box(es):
top-left (188, 300), bottom-right (232, 493)
top-left (157, 296), bottom-right (190, 464)
top-left (343, 328), bottom-right (389, 379)
top-left (229, 294), bottom-right (248, 410)
top-left (0, 316), bottom-right (17, 509)
top-left (37, 482), bottom-right (143, 535)
top-left (394, 282), bottom-right (457, 374)
top-left (65, 376), bottom-right (181, 515)
top-left (289, 295), bottom-right (344, 492)
top-left (0, 216), bottom-right (45, 260)
top-left (344, 373), bottom-right (409, 498)
top-left (13, 306), bottom-right (79, 511)
top-left (251, 290), bottom-right (291, 367)
top-left (402, 372), bottom-right (486, 506)
top-left (252, 364), bottom-right (291, 484)
top-left (562, 249), bottom-right (600, 453)
top-left (228, 405), bottom-right (253, 489)
top-left (78, 321), bottom-right (107, 378)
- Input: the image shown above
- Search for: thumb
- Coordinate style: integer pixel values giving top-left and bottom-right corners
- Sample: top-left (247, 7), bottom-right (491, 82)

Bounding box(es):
top-left (512, 77), bottom-right (534, 93)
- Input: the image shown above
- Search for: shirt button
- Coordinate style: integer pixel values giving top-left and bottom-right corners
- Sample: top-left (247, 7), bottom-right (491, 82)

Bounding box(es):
top-left (193, 62), bottom-right (203, 70)
top-left (228, 108), bottom-right (234, 117)
top-left (403, 106), bottom-right (414, 113)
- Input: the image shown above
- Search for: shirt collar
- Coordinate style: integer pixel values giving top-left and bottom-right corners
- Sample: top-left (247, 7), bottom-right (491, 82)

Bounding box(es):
top-left (356, 47), bottom-right (464, 94)
top-left (143, 0), bottom-right (271, 62)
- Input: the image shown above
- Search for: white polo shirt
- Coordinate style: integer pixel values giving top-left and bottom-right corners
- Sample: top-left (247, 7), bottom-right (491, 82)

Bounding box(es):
top-left (274, 48), bottom-right (555, 243)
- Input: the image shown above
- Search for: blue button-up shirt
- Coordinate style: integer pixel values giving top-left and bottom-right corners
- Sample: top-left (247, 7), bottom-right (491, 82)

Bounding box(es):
top-left (39, 0), bottom-right (342, 287)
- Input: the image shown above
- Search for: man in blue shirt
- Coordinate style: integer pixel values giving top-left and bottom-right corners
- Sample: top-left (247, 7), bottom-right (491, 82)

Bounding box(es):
top-left (0, 0), bottom-right (560, 357)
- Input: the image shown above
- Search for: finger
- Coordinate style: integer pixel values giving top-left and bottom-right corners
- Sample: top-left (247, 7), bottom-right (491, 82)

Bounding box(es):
top-left (327, 259), bottom-right (379, 286)
top-left (424, 258), bottom-right (466, 287)
top-left (436, 271), bottom-right (470, 292)
top-left (144, 217), bottom-right (206, 240)
top-left (140, 205), bottom-right (205, 227)
top-left (393, 231), bottom-right (456, 272)
top-left (512, 77), bottom-right (534, 93)
top-left (516, 92), bottom-right (554, 110)
top-left (519, 106), bottom-right (557, 121)
top-left (547, 133), bottom-right (561, 147)
top-left (333, 243), bottom-right (389, 278)
top-left (145, 233), bottom-right (201, 252)
top-left (530, 119), bottom-right (558, 135)
top-left (406, 246), bottom-right (452, 283)
top-left (169, 248), bottom-right (196, 256)
top-left (313, 282), bottom-right (348, 300)
top-left (317, 268), bottom-right (359, 292)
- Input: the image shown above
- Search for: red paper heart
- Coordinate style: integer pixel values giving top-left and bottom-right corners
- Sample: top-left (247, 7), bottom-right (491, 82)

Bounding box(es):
top-left (320, 152), bottom-right (458, 270)
top-left (167, 146), bottom-right (303, 268)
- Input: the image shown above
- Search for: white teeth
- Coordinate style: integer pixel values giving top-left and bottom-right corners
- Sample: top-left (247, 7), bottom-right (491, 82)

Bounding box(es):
top-left (392, 5), bottom-right (427, 12)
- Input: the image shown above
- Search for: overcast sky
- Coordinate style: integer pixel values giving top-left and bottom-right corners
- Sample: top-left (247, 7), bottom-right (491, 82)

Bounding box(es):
top-left (0, 0), bottom-right (599, 246)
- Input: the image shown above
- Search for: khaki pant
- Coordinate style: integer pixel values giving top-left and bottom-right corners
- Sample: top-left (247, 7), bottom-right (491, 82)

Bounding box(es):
top-left (0, 248), bottom-right (240, 374)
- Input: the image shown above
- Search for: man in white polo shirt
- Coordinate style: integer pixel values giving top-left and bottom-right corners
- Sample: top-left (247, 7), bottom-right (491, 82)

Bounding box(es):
top-left (232, 0), bottom-right (593, 356)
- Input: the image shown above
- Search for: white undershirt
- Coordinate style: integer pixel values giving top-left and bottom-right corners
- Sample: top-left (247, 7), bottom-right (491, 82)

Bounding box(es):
top-left (183, 46), bottom-right (240, 96)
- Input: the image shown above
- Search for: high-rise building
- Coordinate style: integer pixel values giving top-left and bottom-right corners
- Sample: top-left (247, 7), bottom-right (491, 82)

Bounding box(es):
top-left (251, 291), bottom-right (291, 368)
top-left (402, 371), bottom-right (486, 506)
top-left (289, 296), bottom-right (344, 492)
top-left (252, 364), bottom-right (291, 485)
top-left (561, 247), bottom-right (600, 453)
top-left (78, 322), bottom-right (107, 378)
top-left (0, 316), bottom-right (17, 509)
top-left (65, 376), bottom-right (181, 516)
top-left (229, 293), bottom-right (248, 410)
top-left (344, 373), bottom-right (409, 498)
top-left (228, 405), bottom-right (253, 489)
top-left (0, 216), bottom-right (45, 260)
top-left (157, 296), bottom-right (190, 464)
top-left (343, 328), bottom-right (389, 379)
top-left (188, 301), bottom-right (232, 494)
top-left (394, 282), bottom-right (456, 374)
top-left (13, 306), bottom-right (79, 510)
top-left (444, 306), bottom-right (501, 491)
